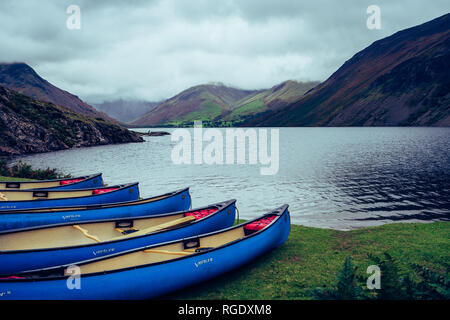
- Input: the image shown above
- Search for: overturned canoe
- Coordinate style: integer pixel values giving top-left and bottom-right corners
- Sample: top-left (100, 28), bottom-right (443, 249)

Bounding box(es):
top-left (0, 188), bottom-right (190, 231)
top-left (0, 183), bottom-right (139, 211)
top-left (0, 199), bottom-right (236, 274)
top-left (0, 204), bottom-right (290, 300)
top-left (0, 173), bottom-right (103, 190)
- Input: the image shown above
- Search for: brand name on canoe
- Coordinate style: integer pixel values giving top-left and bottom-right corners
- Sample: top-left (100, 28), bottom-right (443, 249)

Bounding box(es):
top-left (0, 290), bottom-right (12, 297)
top-left (93, 248), bottom-right (115, 256)
top-left (194, 257), bottom-right (213, 268)
top-left (171, 121), bottom-right (279, 175)
top-left (62, 214), bottom-right (81, 220)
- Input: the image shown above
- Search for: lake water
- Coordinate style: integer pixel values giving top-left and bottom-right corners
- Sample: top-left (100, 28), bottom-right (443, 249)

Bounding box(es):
top-left (16, 127), bottom-right (450, 230)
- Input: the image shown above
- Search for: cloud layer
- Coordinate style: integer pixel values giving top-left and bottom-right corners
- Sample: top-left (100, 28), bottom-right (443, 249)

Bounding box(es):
top-left (0, 0), bottom-right (448, 103)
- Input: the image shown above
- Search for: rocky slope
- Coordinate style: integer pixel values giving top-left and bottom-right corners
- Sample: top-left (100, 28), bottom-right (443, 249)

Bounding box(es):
top-left (0, 62), bottom-right (117, 123)
top-left (0, 85), bottom-right (143, 157)
top-left (244, 13), bottom-right (450, 127)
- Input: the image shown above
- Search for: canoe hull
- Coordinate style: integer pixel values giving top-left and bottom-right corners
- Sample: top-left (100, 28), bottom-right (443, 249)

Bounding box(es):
top-left (0, 205), bottom-right (289, 300)
top-left (0, 188), bottom-right (191, 231)
top-left (0, 183), bottom-right (139, 211)
top-left (0, 200), bottom-right (236, 275)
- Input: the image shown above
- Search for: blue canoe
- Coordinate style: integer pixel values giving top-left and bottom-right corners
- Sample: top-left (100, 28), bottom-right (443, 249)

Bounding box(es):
top-left (0, 199), bottom-right (236, 275)
top-left (0, 173), bottom-right (103, 190)
top-left (0, 183), bottom-right (139, 211)
top-left (0, 188), bottom-right (191, 231)
top-left (0, 204), bottom-right (290, 300)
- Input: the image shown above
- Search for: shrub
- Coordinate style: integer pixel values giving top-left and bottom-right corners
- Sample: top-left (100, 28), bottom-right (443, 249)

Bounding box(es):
top-left (0, 159), bottom-right (70, 180)
top-left (311, 256), bottom-right (364, 300)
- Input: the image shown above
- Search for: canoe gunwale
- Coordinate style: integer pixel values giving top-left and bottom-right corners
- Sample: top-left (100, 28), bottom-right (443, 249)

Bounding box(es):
top-left (2, 204), bottom-right (288, 282)
top-left (0, 173), bottom-right (102, 186)
top-left (0, 187), bottom-right (189, 216)
top-left (0, 182), bottom-right (139, 204)
top-left (0, 199), bottom-right (235, 254)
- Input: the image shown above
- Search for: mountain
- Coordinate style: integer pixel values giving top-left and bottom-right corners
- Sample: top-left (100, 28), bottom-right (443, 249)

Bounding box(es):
top-left (0, 85), bottom-right (143, 157)
top-left (223, 80), bottom-right (319, 122)
top-left (130, 81), bottom-right (318, 126)
top-left (245, 13), bottom-right (450, 127)
top-left (130, 83), bottom-right (260, 126)
top-left (92, 99), bottom-right (159, 123)
top-left (0, 62), bottom-right (117, 123)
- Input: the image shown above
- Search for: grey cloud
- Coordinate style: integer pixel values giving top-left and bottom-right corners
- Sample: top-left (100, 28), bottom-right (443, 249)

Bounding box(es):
top-left (0, 0), bottom-right (448, 103)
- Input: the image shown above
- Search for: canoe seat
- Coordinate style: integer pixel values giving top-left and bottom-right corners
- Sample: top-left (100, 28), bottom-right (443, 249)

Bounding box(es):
top-left (72, 225), bottom-right (101, 243)
top-left (92, 188), bottom-right (118, 195)
top-left (60, 178), bottom-right (84, 185)
top-left (111, 215), bottom-right (196, 240)
top-left (244, 215), bottom-right (277, 235)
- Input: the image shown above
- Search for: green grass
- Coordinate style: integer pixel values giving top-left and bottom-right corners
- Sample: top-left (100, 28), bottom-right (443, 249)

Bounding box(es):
top-left (170, 101), bottom-right (223, 125)
top-left (166, 221), bottom-right (449, 299)
top-left (0, 175), bottom-right (36, 181)
top-left (226, 100), bottom-right (268, 120)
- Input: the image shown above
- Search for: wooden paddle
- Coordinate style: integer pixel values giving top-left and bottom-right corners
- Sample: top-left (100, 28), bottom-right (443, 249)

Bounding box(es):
top-left (72, 225), bottom-right (102, 243)
top-left (111, 215), bottom-right (196, 240)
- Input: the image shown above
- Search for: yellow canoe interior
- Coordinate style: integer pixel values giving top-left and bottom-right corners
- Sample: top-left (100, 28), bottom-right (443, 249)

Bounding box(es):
top-left (0, 213), bottom-right (197, 251)
top-left (0, 189), bottom-right (112, 201)
top-left (0, 181), bottom-right (62, 190)
top-left (73, 226), bottom-right (247, 275)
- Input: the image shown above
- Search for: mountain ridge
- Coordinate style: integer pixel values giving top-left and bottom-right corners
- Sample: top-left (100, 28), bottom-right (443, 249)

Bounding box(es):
top-left (242, 13), bottom-right (450, 127)
top-left (130, 80), bottom-right (319, 126)
top-left (0, 62), bottom-right (118, 123)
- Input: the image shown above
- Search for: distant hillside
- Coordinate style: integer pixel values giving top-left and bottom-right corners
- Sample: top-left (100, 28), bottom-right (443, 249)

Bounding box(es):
top-left (93, 99), bottom-right (160, 123)
top-left (130, 81), bottom-right (318, 126)
top-left (0, 85), bottom-right (143, 157)
top-left (0, 62), bottom-right (117, 123)
top-left (245, 13), bottom-right (450, 127)
top-left (224, 80), bottom-right (319, 122)
top-left (130, 83), bottom-right (259, 126)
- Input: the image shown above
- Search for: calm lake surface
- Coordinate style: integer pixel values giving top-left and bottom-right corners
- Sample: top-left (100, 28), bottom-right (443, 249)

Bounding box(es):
top-left (16, 127), bottom-right (450, 230)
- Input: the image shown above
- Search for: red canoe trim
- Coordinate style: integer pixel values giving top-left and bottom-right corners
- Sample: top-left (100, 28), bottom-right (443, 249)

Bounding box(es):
top-left (185, 208), bottom-right (218, 220)
top-left (92, 187), bottom-right (119, 195)
top-left (0, 276), bottom-right (25, 280)
top-left (60, 178), bottom-right (85, 185)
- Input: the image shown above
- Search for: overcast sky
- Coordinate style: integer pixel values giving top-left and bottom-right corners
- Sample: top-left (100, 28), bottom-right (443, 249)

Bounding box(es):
top-left (0, 0), bottom-right (448, 103)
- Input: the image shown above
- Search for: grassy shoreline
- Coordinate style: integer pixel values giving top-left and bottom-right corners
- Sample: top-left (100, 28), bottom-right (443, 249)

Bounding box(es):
top-left (167, 220), bottom-right (449, 299)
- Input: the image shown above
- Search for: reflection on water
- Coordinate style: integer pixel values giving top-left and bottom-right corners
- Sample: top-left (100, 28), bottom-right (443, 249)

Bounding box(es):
top-left (16, 127), bottom-right (450, 230)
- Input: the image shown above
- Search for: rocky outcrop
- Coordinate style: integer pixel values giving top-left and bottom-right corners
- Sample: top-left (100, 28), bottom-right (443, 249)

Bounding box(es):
top-left (0, 85), bottom-right (143, 157)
